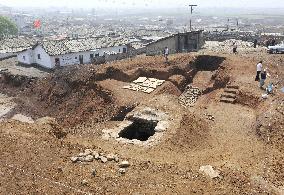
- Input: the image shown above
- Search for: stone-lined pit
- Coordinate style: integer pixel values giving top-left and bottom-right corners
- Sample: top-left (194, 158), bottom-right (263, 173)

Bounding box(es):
top-left (118, 119), bottom-right (157, 141)
top-left (102, 107), bottom-right (170, 146)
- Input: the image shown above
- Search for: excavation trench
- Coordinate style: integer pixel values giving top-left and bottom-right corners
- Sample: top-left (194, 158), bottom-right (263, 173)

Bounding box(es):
top-left (0, 55), bottom-right (228, 127)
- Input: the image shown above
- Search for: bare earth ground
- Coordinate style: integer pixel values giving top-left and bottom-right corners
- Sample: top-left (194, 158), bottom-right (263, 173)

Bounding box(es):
top-left (0, 57), bottom-right (50, 78)
top-left (0, 48), bottom-right (283, 194)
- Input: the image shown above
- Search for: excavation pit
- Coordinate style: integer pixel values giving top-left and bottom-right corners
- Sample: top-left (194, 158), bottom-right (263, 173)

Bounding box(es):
top-left (102, 107), bottom-right (170, 146)
top-left (118, 119), bottom-right (158, 141)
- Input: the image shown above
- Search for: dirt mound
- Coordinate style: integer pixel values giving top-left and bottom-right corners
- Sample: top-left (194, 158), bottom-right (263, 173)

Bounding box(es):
top-left (236, 90), bottom-right (261, 108)
top-left (202, 64), bottom-right (230, 94)
top-left (166, 114), bottom-right (211, 150)
top-left (153, 81), bottom-right (182, 96)
top-left (36, 117), bottom-right (67, 139)
top-left (14, 69), bottom-right (118, 127)
top-left (0, 71), bottom-right (37, 90)
top-left (168, 74), bottom-right (187, 90)
top-left (95, 66), bottom-right (132, 82)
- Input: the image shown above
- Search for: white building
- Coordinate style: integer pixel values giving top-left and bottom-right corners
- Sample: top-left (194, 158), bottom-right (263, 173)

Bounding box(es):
top-left (17, 38), bottom-right (129, 69)
top-left (0, 37), bottom-right (37, 60)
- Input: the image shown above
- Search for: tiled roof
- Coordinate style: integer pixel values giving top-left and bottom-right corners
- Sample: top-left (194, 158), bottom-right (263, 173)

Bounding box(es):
top-left (41, 37), bottom-right (130, 56)
top-left (0, 37), bottom-right (38, 53)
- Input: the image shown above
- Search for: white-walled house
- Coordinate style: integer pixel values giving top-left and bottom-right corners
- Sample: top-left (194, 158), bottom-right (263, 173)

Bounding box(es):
top-left (17, 38), bottom-right (129, 69)
top-left (0, 37), bottom-right (37, 60)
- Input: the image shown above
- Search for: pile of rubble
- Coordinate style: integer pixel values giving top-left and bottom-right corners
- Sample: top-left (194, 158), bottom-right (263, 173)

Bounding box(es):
top-left (71, 149), bottom-right (119, 163)
top-left (123, 77), bottom-right (165, 94)
top-left (204, 113), bottom-right (215, 121)
top-left (71, 149), bottom-right (130, 174)
top-left (204, 39), bottom-right (255, 53)
top-left (179, 85), bottom-right (202, 107)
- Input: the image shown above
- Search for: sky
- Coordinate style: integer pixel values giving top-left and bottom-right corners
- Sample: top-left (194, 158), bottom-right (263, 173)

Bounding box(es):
top-left (0, 0), bottom-right (284, 9)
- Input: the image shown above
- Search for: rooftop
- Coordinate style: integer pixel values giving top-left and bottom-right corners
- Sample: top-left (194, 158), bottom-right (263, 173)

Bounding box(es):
top-left (38, 37), bottom-right (130, 56)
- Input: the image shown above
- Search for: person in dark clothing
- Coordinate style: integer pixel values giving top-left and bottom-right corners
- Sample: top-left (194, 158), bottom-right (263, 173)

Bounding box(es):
top-left (271, 39), bottom-right (276, 46)
top-left (260, 69), bottom-right (267, 88)
top-left (266, 39), bottom-right (270, 48)
top-left (233, 43), bottom-right (237, 54)
top-left (253, 39), bottom-right (257, 48)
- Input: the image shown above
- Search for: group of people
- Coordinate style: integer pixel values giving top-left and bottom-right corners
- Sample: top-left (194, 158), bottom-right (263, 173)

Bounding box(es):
top-left (255, 61), bottom-right (268, 89)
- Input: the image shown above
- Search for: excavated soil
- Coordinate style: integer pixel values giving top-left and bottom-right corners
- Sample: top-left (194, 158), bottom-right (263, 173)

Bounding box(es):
top-left (165, 113), bottom-right (212, 151)
top-left (0, 52), bottom-right (283, 194)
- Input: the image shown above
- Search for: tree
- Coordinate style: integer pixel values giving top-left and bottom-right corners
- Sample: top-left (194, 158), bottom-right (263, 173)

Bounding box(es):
top-left (0, 16), bottom-right (18, 39)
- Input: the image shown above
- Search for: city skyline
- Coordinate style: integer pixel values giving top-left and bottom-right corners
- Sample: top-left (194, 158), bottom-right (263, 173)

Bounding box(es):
top-left (1, 0), bottom-right (284, 9)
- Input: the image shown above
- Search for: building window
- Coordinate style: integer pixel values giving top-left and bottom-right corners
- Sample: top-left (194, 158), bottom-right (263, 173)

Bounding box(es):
top-left (119, 49), bottom-right (121, 52)
top-left (23, 56), bottom-right (26, 60)
top-left (95, 53), bottom-right (99, 57)
top-left (123, 48), bottom-right (127, 53)
top-left (90, 54), bottom-right (94, 59)
top-left (37, 54), bottom-right (41, 59)
top-left (75, 57), bottom-right (77, 59)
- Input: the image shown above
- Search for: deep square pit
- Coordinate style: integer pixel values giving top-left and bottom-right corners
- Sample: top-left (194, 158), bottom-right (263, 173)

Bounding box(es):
top-left (118, 119), bottom-right (157, 141)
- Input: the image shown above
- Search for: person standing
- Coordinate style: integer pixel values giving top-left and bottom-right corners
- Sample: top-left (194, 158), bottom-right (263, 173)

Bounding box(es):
top-left (255, 61), bottom-right (263, 81)
top-left (253, 39), bottom-right (257, 48)
top-left (259, 69), bottom-right (267, 88)
top-left (164, 47), bottom-right (169, 63)
top-left (271, 39), bottom-right (276, 46)
top-left (233, 43), bottom-right (237, 54)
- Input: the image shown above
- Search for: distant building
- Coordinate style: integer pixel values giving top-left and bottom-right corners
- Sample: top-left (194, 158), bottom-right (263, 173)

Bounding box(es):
top-left (145, 31), bottom-right (204, 56)
top-left (17, 37), bottom-right (129, 69)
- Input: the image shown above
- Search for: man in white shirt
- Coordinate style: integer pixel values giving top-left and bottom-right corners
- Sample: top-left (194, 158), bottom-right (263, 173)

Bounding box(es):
top-left (255, 61), bottom-right (263, 81)
top-left (164, 47), bottom-right (169, 63)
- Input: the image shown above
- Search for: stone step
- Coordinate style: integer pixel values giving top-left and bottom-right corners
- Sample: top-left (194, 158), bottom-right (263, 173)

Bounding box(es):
top-left (221, 93), bottom-right (236, 99)
top-left (224, 88), bottom-right (238, 94)
top-left (220, 97), bottom-right (236, 104)
top-left (227, 85), bottom-right (239, 90)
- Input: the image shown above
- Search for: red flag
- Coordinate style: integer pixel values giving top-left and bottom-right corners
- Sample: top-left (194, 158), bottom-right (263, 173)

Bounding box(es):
top-left (34, 19), bottom-right (41, 29)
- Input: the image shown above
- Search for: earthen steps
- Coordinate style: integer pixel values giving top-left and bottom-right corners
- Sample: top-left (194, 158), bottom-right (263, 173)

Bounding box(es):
top-left (226, 85), bottom-right (239, 90)
top-left (224, 88), bottom-right (238, 94)
top-left (220, 84), bottom-right (239, 104)
top-left (220, 97), bottom-right (236, 104)
top-left (221, 93), bottom-right (236, 99)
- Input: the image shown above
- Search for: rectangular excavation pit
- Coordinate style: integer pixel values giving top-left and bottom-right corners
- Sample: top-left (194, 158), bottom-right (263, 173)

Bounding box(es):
top-left (118, 119), bottom-right (158, 141)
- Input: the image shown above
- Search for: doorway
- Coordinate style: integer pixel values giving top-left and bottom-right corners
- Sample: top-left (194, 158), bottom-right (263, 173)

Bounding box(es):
top-left (55, 58), bottom-right (60, 67)
top-left (79, 55), bottom-right (84, 64)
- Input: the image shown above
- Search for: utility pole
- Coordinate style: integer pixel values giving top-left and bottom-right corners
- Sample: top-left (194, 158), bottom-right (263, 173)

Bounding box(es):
top-left (188, 4), bottom-right (197, 31)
